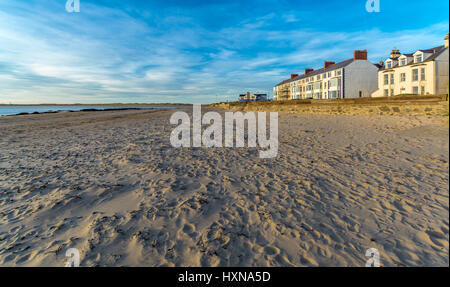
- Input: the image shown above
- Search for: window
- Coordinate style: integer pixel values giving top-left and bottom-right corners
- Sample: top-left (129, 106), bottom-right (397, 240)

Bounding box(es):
top-left (412, 69), bottom-right (418, 81)
top-left (413, 86), bottom-right (419, 94)
top-left (390, 74), bottom-right (394, 84)
top-left (390, 89), bottom-right (394, 96)
top-left (384, 74), bottom-right (389, 85)
top-left (420, 68), bottom-right (425, 80)
top-left (323, 73), bottom-right (327, 79)
top-left (386, 61), bottom-right (392, 68)
top-left (328, 72), bottom-right (331, 77)
top-left (330, 78), bottom-right (338, 87)
top-left (317, 75), bottom-right (320, 80)
top-left (421, 86), bottom-right (425, 95)
top-left (400, 58), bottom-right (406, 66)
top-left (415, 54), bottom-right (422, 63)
top-left (337, 70), bottom-right (341, 76)
top-left (400, 73), bottom-right (406, 82)
top-left (384, 89), bottom-right (389, 97)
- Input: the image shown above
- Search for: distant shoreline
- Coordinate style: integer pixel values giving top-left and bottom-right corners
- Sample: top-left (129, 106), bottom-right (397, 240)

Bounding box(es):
top-left (0, 103), bottom-right (191, 107)
top-left (0, 106), bottom-right (180, 117)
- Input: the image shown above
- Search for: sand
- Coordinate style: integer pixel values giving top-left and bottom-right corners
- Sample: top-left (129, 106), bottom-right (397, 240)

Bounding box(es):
top-left (0, 107), bottom-right (448, 266)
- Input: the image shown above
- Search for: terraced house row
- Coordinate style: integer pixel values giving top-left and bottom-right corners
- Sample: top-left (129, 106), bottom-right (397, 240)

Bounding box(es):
top-left (273, 34), bottom-right (449, 100)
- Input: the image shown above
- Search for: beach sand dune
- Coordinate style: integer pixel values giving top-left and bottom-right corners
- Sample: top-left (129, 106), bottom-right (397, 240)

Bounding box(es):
top-left (0, 108), bottom-right (448, 266)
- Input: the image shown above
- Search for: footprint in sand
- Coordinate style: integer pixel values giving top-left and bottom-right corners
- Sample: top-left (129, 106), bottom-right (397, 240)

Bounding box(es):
top-left (425, 230), bottom-right (448, 247)
top-left (263, 245), bottom-right (280, 256)
top-left (182, 223), bottom-right (196, 237)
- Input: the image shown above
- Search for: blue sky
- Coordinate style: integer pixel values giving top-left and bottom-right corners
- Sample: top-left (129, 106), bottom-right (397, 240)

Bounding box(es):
top-left (0, 0), bottom-right (448, 104)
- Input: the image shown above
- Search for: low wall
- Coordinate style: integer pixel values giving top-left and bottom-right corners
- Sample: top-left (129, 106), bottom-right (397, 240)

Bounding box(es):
top-left (212, 95), bottom-right (449, 116)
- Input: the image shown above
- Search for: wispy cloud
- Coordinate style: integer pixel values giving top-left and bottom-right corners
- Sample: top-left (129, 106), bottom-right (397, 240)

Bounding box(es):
top-left (0, 0), bottom-right (448, 104)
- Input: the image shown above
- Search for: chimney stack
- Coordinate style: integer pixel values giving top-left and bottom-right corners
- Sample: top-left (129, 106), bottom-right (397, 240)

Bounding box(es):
top-left (290, 73), bottom-right (299, 79)
top-left (305, 68), bottom-right (314, 74)
top-left (390, 49), bottom-right (400, 58)
top-left (324, 61), bottom-right (335, 68)
top-left (445, 33), bottom-right (449, 48)
top-left (353, 50), bottom-right (368, 60)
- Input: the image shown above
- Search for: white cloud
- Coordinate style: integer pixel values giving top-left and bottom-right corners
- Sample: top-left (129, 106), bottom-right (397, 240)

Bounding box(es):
top-left (0, 1), bottom-right (448, 104)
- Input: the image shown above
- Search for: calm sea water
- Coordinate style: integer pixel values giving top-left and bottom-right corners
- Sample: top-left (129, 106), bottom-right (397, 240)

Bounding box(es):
top-left (0, 105), bottom-right (174, 116)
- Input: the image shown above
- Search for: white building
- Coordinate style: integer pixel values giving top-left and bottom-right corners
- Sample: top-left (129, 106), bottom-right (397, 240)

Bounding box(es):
top-left (274, 50), bottom-right (380, 100)
top-left (239, 91), bottom-right (268, 101)
top-left (372, 34), bottom-right (449, 97)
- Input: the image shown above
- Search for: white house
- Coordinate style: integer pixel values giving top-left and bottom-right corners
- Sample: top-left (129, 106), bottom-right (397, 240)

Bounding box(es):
top-left (372, 34), bottom-right (449, 97)
top-left (274, 50), bottom-right (380, 100)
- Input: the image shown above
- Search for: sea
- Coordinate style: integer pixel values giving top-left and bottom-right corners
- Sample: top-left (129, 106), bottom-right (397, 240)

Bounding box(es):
top-left (0, 105), bottom-right (175, 117)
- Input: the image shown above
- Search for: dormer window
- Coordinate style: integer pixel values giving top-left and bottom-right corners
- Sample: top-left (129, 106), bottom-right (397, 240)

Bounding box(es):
top-left (386, 61), bottom-right (392, 68)
top-left (415, 54), bottom-right (423, 63)
top-left (400, 58), bottom-right (406, 66)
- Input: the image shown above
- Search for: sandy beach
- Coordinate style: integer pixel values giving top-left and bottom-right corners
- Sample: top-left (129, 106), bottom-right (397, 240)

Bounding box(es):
top-left (0, 107), bottom-right (448, 267)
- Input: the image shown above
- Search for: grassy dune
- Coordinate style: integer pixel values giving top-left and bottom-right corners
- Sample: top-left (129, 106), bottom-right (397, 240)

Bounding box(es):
top-left (212, 94), bottom-right (449, 116)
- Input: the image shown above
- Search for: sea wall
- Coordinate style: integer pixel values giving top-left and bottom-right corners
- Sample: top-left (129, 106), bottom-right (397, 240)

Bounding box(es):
top-left (212, 95), bottom-right (449, 116)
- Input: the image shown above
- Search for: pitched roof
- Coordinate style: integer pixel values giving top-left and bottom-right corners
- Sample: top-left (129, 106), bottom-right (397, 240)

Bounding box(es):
top-left (275, 58), bottom-right (357, 87)
top-left (374, 63), bottom-right (383, 69)
top-left (418, 48), bottom-right (438, 53)
top-left (381, 45), bottom-right (447, 71)
top-left (422, 45), bottom-right (447, 61)
top-left (274, 78), bottom-right (294, 87)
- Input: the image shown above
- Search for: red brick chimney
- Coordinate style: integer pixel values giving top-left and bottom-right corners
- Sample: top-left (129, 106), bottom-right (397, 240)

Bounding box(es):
top-left (390, 49), bottom-right (400, 58)
top-left (290, 73), bottom-right (299, 79)
top-left (324, 61), bottom-right (335, 68)
top-left (305, 68), bottom-right (314, 74)
top-left (353, 50), bottom-right (367, 60)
